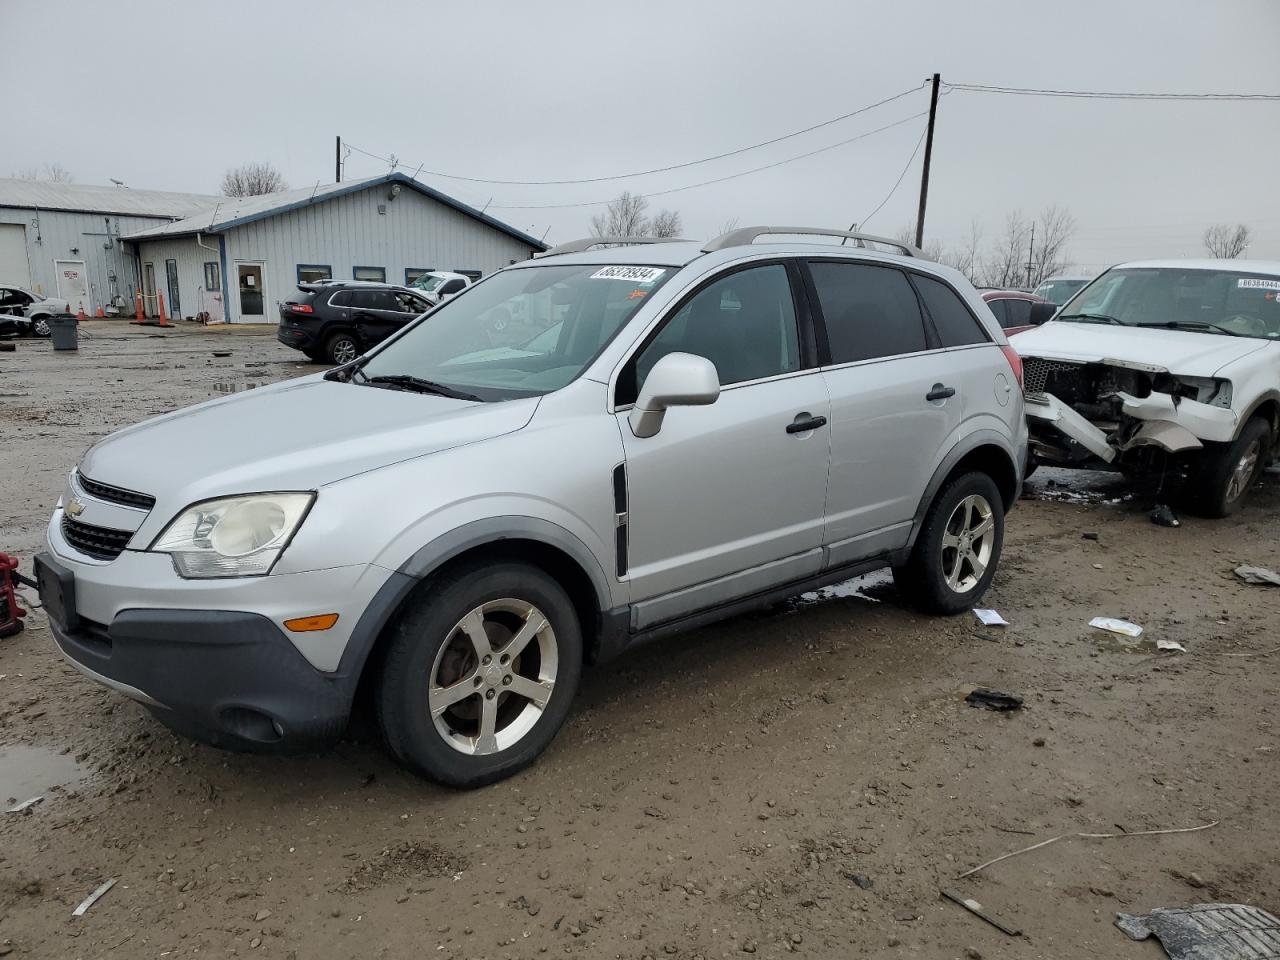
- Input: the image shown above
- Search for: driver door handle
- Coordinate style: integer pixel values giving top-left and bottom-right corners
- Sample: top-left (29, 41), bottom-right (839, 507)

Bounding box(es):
top-left (926, 383), bottom-right (956, 402)
top-left (786, 413), bottom-right (828, 434)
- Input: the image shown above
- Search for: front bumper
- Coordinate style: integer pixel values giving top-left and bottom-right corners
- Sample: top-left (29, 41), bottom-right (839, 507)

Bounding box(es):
top-left (40, 552), bottom-right (354, 749)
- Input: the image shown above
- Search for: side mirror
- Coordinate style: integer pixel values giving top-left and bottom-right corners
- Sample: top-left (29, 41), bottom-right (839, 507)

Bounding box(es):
top-left (628, 352), bottom-right (720, 438)
top-left (1029, 302), bottom-right (1057, 326)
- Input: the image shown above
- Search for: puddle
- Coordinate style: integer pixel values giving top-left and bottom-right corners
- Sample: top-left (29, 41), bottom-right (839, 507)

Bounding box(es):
top-left (0, 745), bottom-right (88, 805)
top-left (212, 381), bottom-right (258, 394)
top-left (796, 568), bottom-right (896, 606)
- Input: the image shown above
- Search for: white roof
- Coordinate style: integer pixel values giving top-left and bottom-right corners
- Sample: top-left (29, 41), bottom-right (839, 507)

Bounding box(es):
top-left (1116, 259), bottom-right (1280, 274)
top-left (0, 178), bottom-right (221, 219)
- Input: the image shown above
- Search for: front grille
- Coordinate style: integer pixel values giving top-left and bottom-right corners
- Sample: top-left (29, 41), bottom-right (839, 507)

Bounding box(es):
top-left (61, 515), bottom-right (133, 561)
top-left (1023, 357), bottom-right (1082, 396)
top-left (76, 472), bottom-right (156, 510)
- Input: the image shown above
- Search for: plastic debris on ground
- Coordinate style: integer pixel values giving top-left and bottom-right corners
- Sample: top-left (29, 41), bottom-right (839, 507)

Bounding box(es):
top-left (1151, 504), bottom-right (1181, 527)
top-left (1157, 639), bottom-right (1187, 653)
top-left (1116, 903), bottom-right (1280, 959)
top-left (72, 877), bottom-right (117, 917)
top-left (6, 795), bottom-right (43, 814)
top-left (1090, 617), bottom-right (1144, 638)
top-left (973, 608), bottom-right (1009, 627)
top-left (940, 889), bottom-right (1022, 936)
top-left (964, 689), bottom-right (1023, 711)
top-left (1234, 565), bottom-right (1280, 587)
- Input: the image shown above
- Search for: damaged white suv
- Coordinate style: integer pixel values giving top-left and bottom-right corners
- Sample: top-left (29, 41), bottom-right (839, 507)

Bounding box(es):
top-left (1015, 260), bottom-right (1280, 515)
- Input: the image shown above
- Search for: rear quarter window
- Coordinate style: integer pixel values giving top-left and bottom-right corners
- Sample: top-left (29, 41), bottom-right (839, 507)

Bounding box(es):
top-left (914, 275), bottom-right (989, 345)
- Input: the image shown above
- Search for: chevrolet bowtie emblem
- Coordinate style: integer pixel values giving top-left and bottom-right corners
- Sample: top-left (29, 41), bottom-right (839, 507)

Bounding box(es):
top-left (66, 497), bottom-right (85, 517)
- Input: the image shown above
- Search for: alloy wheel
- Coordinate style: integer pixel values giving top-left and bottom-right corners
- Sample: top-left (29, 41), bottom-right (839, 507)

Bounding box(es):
top-left (940, 494), bottom-right (995, 593)
top-left (32, 317), bottom-right (51, 337)
top-left (1226, 439), bottom-right (1260, 503)
top-left (428, 598), bottom-right (559, 756)
top-left (332, 338), bottom-right (358, 365)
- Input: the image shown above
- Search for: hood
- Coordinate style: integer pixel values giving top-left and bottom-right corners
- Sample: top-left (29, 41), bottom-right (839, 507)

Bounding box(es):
top-left (1010, 321), bottom-right (1270, 377)
top-left (79, 377), bottom-right (539, 501)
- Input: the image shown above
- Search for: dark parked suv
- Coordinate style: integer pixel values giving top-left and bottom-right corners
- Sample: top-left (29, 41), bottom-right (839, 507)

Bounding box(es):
top-left (278, 281), bottom-right (434, 364)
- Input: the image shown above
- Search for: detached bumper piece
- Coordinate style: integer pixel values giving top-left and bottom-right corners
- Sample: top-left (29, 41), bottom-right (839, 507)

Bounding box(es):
top-left (48, 603), bottom-right (352, 751)
top-left (1024, 393), bottom-right (1116, 462)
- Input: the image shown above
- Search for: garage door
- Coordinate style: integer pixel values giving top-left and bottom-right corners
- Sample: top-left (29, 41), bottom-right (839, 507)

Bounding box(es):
top-left (0, 224), bottom-right (32, 289)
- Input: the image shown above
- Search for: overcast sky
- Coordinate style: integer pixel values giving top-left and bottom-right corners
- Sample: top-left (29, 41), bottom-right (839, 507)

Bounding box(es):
top-left (5, 0), bottom-right (1278, 270)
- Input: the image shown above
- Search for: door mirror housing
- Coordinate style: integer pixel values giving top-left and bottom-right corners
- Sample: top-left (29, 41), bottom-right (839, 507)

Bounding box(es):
top-left (628, 352), bottom-right (720, 438)
top-left (1029, 301), bottom-right (1057, 326)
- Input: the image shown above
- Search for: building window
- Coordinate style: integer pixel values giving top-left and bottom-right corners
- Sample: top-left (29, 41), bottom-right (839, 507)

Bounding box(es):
top-left (454, 269), bottom-right (482, 282)
top-left (405, 267), bottom-right (432, 286)
top-left (204, 262), bottom-right (220, 291)
top-left (297, 264), bottom-right (332, 284)
top-left (353, 266), bottom-right (386, 283)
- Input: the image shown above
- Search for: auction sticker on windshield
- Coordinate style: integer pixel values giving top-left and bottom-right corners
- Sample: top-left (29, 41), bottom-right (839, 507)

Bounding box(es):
top-left (1238, 278), bottom-right (1280, 291)
top-left (591, 266), bottom-right (667, 284)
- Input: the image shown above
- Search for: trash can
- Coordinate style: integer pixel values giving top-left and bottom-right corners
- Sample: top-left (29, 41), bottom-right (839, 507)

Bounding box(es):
top-left (48, 314), bottom-right (78, 351)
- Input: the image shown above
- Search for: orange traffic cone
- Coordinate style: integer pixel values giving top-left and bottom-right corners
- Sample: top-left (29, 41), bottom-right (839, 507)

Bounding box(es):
top-left (77, 306), bottom-right (87, 322)
top-left (95, 306), bottom-right (105, 318)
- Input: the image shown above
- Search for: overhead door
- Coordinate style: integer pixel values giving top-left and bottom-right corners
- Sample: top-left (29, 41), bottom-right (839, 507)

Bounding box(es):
top-left (0, 224), bottom-right (32, 289)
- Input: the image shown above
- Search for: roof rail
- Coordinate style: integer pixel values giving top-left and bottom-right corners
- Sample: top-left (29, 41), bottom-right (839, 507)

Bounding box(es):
top-left (701, 226), bottom-right (920, 257)
top-left (540, 236), bottom-right (688, 257)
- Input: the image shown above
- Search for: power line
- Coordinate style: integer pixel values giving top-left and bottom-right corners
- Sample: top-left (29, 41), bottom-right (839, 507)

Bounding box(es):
top-left (943, 81), bottom-right (1280, 101)
top-left (859, 125), bottom-right (928, 230)
top-left (343, 84), bottom-right (925, 187)
top-left (486, 111), bottom-right (928, 210)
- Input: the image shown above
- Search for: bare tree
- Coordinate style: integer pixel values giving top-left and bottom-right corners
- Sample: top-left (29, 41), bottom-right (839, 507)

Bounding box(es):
top-left (1027, 204), bottom-right (1077, 287)
top-left (942, 219), bottom-right (983, 284)
top-left (649, 209), bottom-right (683, 239)
top-left (716, 217), bottom-right (741, 236)
top-left (221, 162), bottom-right (287, 198)
top-left (980, 210), bottom-right (1032, 288)
top-left (11, 162), bottom-right (74, 182)
top-left (1203, 223), bottom-right (1251, 259)
top-left (590, 192), bottom-right (650, 238)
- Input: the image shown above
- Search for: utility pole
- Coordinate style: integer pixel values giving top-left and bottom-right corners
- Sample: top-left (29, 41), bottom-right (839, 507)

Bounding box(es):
top-left (914, 73), bottom-right (941, 250)
top-left (335, 136), bottom-right (342, 183)
top-left (1025, 221), bottom-right (1036, 288)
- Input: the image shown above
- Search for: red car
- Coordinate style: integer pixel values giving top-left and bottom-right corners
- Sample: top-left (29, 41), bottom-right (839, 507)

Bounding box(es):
top-left (981, 290), bottom-right (1056, 336)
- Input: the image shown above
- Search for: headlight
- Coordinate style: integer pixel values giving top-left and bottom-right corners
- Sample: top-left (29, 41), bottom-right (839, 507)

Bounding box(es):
top-left (150, 493), bottom-right (314, 578)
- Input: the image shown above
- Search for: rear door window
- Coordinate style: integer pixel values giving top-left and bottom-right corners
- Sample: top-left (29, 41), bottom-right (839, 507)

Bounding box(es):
top-left (349, 290), bottom-right (384, 310)
top-left (913, 274), bottom-right (988, 345)
top-left (1003, 298), bottom-right (1031, 329)
top-left (807, 261), bottom-right (928, 363)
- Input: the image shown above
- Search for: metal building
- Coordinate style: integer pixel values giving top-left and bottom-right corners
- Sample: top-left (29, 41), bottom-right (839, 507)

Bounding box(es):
top-left (0, 173), bottom-right (547, 323)
top-left (0, 179), bottom-right (219, 316)
top-left (122, 173), bottom-right (547, 323)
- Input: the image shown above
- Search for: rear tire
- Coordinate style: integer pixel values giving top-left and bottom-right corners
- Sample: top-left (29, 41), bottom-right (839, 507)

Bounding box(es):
top-left (892, 471), bottom-right (1005, 614)
top-left (1186, 416), bottom-right (1269, 518)
top-left (376, 561), bottom-right (583, 788)
top-left (30, 315), bottom-right (52, 338)
top-left (325, 330), bottom-right (360, 365)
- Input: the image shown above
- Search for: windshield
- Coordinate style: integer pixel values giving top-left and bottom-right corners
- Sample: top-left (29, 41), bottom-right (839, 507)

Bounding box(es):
top-left (413, 274), bottom-right (447, 292)
top-left (1033, 278), bottom-right (1087, 305)
top-left (360, 263), bottom-right (674, 400)
top-left (1056, 267), bottom-right (1280, 340)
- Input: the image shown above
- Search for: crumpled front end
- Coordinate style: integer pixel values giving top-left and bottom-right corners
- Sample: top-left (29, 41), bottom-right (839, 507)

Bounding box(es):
top-left (1022, 356), bottom-right (1237, 467)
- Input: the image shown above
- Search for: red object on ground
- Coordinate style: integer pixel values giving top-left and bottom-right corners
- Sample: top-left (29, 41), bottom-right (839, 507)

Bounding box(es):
top-left (158, 292), bottom-right (170, 327)
top-left (95, 306), bottom-right (105, 318)
top-left (77, 306), bottom-right (87, 322)
top-left (133, 291), bottom-right (145, 324)
top-left (0, 553), bottom-right (35, 639)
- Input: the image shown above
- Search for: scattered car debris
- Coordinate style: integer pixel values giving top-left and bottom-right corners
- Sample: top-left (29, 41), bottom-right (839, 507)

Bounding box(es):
top-left (1151, 504), bottom-right (1181, 528)
top-left (1157, 639), bottom-right (1187, 653)
top-left (72, 877), bottom-right (118, 917)
top-left (965, 689), bottom-right (1023, 711)
top-left (973, 608), bottom-right (1009, 627)
top-left (6, 795), bottom-right (43, 814)
top-left (1090, 617), bottom-right (1144, 638)
top-left (1234, 565), bottom-right (1280, 587)
top-left (1081, 531), bottom-right (1100, 541)
top-left (211, 350), bottom-right (232, 357)
top-left (957, 820), bottom-right (1219, 880)
top-left (0, 342), bottom-right (14, 352)
top-left (940, 889), bottom-right (1022, 937)
top-left (1116, 903), bottom-right (1280, 959)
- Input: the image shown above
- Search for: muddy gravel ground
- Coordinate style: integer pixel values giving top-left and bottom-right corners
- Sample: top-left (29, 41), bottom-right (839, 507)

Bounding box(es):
top-left (2, 322), bottom-right (1279, 960)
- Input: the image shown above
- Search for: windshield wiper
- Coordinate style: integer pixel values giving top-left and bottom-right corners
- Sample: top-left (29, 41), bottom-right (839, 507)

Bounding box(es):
top-left (1057, 312), bottom-right (1124, 325)
top-left (1140, 320), bottom-right (1243, 338)
top-left (364, 375), bottom-right (482, 401)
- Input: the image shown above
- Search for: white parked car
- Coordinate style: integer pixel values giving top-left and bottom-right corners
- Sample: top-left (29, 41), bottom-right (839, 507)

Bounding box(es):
top-left (410, 270), bottom-right (473, 305)
top-left (1014, 260), bottom-right (1280, 515)
top-left (1031, 274), bottom-right (1093, 307)
top-left (0, 284), bottom-right (70, 336)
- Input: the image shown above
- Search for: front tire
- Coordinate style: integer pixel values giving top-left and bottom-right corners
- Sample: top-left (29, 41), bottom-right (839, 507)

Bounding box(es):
top-left (893, 471), bottom-right (1005, 614)
top-left (376, 561), bottom-right (583, 788)
top-left (1187, 416), bottom-right (1269, 518)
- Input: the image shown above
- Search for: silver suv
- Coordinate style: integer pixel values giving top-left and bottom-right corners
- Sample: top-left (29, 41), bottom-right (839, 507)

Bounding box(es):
top-left (37, 227), bottom-right (1028, 788)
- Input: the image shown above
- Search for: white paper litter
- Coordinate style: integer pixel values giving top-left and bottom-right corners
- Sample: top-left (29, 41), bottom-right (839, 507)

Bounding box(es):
top-left (973, 608), bottom-right (1009, 627)
top-left (1156, 639), bottom-right (1187, 653)
top-left (6, 795), bottom-right (44, 814)
top-left (72, 877), bottom-right (117, 917)
top-left (1090, 617), bottom-right (1143, 638)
